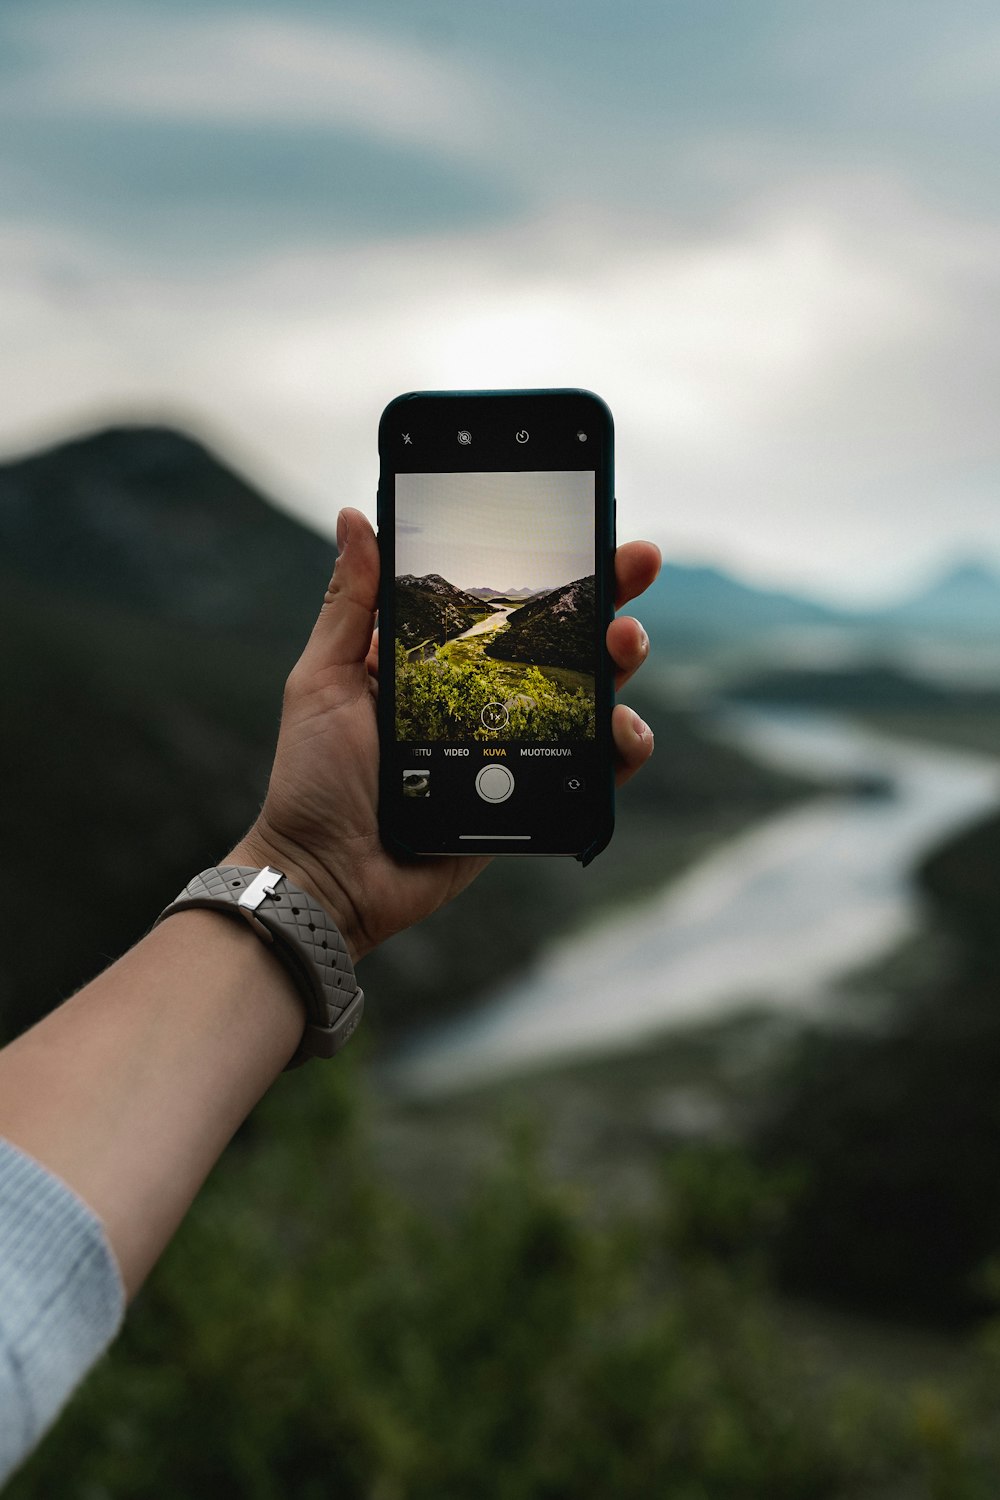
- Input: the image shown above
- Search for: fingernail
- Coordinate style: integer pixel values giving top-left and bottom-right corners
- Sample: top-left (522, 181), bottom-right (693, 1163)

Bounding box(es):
top-left (638, 625), bottom-right (650, 655)
top-left (632, 712), bottom-right (651, 740)
top-left (336, 509), bottom-right (350, 552)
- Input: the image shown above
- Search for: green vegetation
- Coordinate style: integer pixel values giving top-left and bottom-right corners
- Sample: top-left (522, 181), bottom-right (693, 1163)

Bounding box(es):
top-left (395, 641), bottom-right (594, 743)
top-left (14, 773), bottom-right (1000, 1495)
top-left (757, 806), bottom-right (1000, 1325)
top-left (438, 634), bottom-right (591, 694)
top-left (14, 1064), bottom-right (1000, 1499)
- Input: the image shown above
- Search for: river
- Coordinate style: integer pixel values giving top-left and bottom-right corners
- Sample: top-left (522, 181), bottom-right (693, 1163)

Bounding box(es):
top-left (454, 607), bottom-right (513, 640)
top-left (391, 708), bottom-right (1000, 1096)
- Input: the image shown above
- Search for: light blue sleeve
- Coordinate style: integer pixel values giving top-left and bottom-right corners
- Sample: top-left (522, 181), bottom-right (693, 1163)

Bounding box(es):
top-left (0, 1137), bottom-right (125, 1485)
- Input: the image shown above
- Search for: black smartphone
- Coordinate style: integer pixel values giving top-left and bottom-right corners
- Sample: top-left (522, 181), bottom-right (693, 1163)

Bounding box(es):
top-left (377, 388), bottom-right (616, 864)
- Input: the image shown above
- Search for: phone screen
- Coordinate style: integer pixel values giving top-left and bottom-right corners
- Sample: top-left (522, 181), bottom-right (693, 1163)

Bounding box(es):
top-left (378, 390), bottom-right (615, 861)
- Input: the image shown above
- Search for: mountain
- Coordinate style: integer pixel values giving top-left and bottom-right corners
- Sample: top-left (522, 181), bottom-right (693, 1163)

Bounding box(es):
top-left (635, 563), bottom-right (843, 646)
top-left (0, 424), bottom-right (334, 644)
top-left (0, 424), bottom-right (336, 1042)
top-left (396, 572), bottom-right (484, 604)
top-left (634, 557), bottom-right (1000, 649)
top-left (464, 588), bottom-right (542, 606)
top-left (394, 572), bottom-right (486, 648)
top-left (485, 574), bottom-right (595, 673)
top-left (871, 561), bottom-right (1000, 637)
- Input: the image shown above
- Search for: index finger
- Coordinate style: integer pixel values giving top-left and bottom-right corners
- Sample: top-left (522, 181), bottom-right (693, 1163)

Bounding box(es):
top-left (615, 540), bottom-right (661, 610)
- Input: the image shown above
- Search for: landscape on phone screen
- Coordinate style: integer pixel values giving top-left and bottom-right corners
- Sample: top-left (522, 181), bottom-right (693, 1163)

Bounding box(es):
top-left (394, 471), bottom-right (596, 743)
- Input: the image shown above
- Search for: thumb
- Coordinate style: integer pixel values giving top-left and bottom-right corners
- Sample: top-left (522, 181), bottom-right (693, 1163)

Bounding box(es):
top-left (300, 507), bottom-right (380, 672)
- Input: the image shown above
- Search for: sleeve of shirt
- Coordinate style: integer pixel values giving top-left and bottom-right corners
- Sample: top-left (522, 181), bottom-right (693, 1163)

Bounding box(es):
top-left (0, 1137), bottom-right (125, 1485)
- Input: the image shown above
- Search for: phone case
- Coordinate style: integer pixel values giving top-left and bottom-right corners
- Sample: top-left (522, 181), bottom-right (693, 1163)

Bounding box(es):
top-left (377, 387), bottom-right (614, 864)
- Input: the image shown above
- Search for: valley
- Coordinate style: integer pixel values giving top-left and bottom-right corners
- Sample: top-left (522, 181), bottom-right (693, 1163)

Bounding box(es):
top-left (395, 571), bottom-right (596, 741)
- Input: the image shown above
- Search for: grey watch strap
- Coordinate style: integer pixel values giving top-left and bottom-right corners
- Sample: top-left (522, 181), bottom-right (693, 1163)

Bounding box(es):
top-left (155, 865), bottom-right (364, 1068)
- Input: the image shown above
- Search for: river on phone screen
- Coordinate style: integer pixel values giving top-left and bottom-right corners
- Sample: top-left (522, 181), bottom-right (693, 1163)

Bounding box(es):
top-left (452, 607), bottom-right (514, 638)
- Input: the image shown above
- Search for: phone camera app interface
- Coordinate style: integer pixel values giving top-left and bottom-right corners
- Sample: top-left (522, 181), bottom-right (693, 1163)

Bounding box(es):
top-left (393, 471), bottom-right (596, 747)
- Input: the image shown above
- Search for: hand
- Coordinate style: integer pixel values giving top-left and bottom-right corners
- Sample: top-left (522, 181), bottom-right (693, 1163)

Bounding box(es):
top-left (229, 508), bottom-right (661, 960)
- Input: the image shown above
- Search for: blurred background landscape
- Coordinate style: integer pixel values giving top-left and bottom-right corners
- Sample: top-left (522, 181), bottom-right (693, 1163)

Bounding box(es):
top-left (4, 2), bottom-right (1000, 1495)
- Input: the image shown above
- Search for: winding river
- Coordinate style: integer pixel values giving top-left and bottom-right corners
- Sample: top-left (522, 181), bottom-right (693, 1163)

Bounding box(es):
top-left (392, 708), bottom-right (1000, 1096)
top-left (454, 607), bottom-right (513, 639)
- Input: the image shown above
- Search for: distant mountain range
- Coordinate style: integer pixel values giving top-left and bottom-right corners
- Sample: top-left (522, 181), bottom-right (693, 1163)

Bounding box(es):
top-left (637, 559), bottom-right (1000, 646)
top-left (399, 558), bottom-right (1000, 656)
top-left (466, 586), bottom-right (544, 601)
top-left (4, 420), bottom-right (997, 665)
top-left (869, 561), bottom-right (1000, 636)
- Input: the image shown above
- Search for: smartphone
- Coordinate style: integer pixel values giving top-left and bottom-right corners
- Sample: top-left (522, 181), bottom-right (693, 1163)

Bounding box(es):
top-left (377, 389), bottom-right (616, 864)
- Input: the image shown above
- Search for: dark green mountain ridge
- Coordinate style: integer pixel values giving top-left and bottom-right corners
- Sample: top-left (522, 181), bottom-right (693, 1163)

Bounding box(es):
top-left (0, 424), bottom-right (333, 642)
top-left (0, 424), bottom-right (334, 1038)
top-left (394, 572), bottom-right (486, 648)
top-left (484, 573), bottom-right (596, 674)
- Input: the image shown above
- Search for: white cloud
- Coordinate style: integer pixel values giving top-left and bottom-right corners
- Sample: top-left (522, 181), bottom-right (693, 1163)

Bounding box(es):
top-left (3, 6), bottom-right (496, 156)
top-left (1, 162), bottom-right (999, 602)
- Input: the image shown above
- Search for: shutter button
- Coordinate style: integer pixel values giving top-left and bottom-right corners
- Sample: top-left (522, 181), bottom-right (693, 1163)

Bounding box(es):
top-left (475, 764), bottom-right (514, 803)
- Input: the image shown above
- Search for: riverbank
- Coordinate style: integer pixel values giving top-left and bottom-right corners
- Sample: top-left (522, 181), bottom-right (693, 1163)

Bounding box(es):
top-left (385, 707), bottom-right (1000, 1096)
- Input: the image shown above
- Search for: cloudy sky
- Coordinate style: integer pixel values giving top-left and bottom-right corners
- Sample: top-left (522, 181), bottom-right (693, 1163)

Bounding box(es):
top-left (1, 0), bottom-right (998, 601)
top-left (397, 471), bottom-right (594, 592)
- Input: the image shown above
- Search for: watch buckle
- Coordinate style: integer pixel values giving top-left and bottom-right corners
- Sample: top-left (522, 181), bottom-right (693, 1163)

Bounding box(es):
top-left (237, 866), bottom-right (285, 944)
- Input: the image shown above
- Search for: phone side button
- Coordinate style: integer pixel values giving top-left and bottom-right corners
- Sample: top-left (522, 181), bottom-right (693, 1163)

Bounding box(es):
top-left (475, 764), bottom-right (515, 803)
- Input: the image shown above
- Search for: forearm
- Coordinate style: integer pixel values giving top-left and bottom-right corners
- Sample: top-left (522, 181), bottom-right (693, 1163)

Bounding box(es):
top-left (0, 515), bottom-right (659, 1317)
top-left (0, 908), bottom-right (304, 1300)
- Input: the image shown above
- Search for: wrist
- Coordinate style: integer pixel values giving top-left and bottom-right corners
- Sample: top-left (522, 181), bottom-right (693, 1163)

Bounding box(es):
top-left (148, 907), bottom-right (305, 1065)
top-left (157, 862), bottom-right (366, 1067)
top-left (223, 827), bottom-right (365, 964)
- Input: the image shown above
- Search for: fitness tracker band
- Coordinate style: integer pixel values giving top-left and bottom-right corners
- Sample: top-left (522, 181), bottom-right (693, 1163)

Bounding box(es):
top-left (155, 865), bottom-right (364, 1068)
